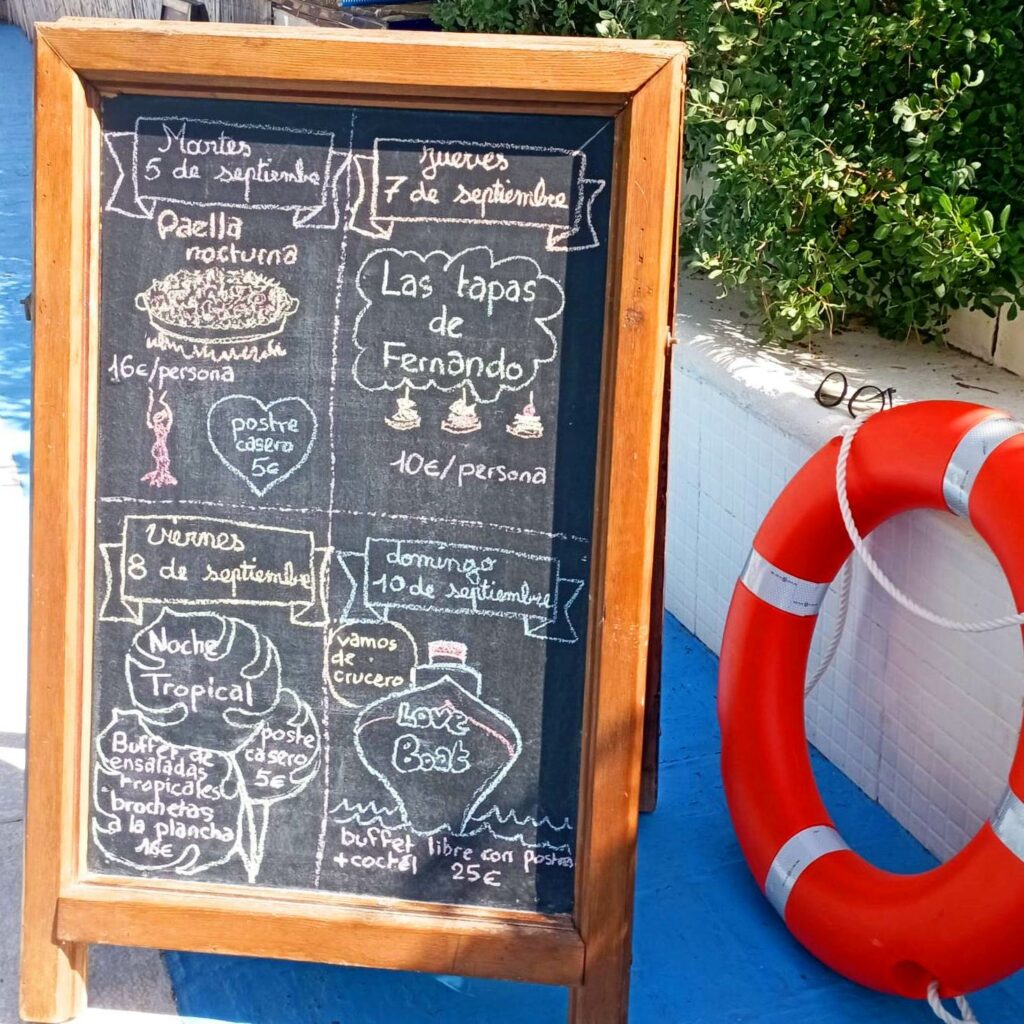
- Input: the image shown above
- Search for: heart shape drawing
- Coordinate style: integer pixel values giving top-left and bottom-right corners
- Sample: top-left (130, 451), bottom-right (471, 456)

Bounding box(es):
top-left (207, 394), bottom-right (318, 497)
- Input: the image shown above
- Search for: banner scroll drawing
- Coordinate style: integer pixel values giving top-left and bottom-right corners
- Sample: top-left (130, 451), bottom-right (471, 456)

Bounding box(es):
top-left (104, 117), bottom-right (348, 229)
top-left (336, 537), bottom-right (585, 643)
top-left (347, 138), bottom-right (607, 252)
top-left (99, 515), bottom-right (330, 626)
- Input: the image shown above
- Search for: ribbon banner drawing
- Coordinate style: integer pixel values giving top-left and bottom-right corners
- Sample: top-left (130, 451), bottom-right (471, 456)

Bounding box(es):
top-left (337, 537), bottom-right (586, 643)
top-left (100, 515), bottom-right (329, 626)
top-left (348, 138), bottom-right (607, 252)
top-left (104, 117), bottom-right (344, 228)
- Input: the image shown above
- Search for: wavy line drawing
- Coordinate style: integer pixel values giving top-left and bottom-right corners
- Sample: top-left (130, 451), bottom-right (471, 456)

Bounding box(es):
top-left (469, 806), bottom-right (573, 832)
top-left (461, 819), bottom-right (574, 855)
top-left (328, 797), bottom-right (402, 829)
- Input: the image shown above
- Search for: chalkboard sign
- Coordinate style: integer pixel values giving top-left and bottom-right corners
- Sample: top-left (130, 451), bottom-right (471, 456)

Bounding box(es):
top-left (23, 20), bottom-right (684, 1024)
top-left (91, 91), bottom-right (612, 913)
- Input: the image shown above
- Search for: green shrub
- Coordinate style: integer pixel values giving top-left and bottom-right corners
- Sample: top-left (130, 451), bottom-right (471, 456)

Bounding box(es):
top-left (432, 0), bottom-right (1024, 342)
top-left (431, 1), bottom-right (682, 39)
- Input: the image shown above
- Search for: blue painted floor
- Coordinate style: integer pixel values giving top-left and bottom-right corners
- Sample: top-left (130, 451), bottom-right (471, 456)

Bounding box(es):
top-left (167, 618), bottom-right (1024, 1023)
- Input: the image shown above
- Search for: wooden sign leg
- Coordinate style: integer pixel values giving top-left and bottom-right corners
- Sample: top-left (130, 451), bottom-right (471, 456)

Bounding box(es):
top-left (640, 359), bottom-right (672, 814)
top-left (570, 58), bottom-right (683, 1024)
top-left (19, 923), bottom-right (87, 1024)
top-left (21, 28), bottom-right (94, 1024)
top-left (569, 940), bottom-right (633, 1023)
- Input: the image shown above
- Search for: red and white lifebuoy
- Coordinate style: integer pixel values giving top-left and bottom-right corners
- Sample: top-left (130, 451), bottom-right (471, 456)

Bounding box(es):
top-left (719, 401), bottom-right (1024, 1000)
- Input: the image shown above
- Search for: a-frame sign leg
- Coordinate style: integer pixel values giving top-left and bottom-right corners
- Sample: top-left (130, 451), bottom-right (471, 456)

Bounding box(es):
top-left (21, 30), bottom-right (93, 1024)
top-left (19, 924), bottom-right (87, 1024)
top-left (569, 941), bottom-right (633, 1024)
top-left (569, 56), bottom-right (683, 1024)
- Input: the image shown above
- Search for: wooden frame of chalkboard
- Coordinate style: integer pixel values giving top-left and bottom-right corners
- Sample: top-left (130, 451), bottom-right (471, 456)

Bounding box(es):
top-left (22, 18), bottom-right (685, 1024)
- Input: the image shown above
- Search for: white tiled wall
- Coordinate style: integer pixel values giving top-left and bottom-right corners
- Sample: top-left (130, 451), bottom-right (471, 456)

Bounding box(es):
top-left (666, 303), bottom-right (1024, 862)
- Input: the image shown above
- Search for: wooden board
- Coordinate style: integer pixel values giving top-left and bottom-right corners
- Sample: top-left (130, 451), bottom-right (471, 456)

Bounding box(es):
top-left (22, 19), bottom-right (685, 1023)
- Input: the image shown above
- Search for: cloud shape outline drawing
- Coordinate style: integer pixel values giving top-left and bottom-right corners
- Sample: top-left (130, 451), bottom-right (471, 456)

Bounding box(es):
top-left (351, 245), bottom-right (565, 405)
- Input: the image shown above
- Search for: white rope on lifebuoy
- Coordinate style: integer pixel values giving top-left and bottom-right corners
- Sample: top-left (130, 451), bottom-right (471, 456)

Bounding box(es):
top-left (827, 409), bottom-right (1020, 1020)
top-left (927, 981), bottom-right (979, 1023)
top-left (805, 559), bottom-right (852, 696)
top-left (835, 413), bottom-right (1024, 633)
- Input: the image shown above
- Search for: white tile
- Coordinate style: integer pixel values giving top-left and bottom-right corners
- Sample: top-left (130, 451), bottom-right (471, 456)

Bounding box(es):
top-left (666, 334), bottom-right (1024, 863)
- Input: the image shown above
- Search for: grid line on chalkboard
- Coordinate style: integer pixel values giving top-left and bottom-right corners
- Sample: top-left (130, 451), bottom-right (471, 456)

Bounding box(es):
top-left (314, 108), bottom-right (358, 889)
top-left (97, 495), bottom-right (590, 545)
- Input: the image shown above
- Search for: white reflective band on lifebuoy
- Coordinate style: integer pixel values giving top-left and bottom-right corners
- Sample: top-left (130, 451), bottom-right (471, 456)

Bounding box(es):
top-left (992, 788), bottom-right (1024, 862)
top-left (764, 826), bottom-right (850, 917)
top-left (943, 417), bottom-right (1024, 517)
top-left (740, 549), bottom-right (829, 617)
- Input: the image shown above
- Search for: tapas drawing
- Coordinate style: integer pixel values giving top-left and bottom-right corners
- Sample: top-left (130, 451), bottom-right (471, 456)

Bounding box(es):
top-left (384, 387), bottom-right (422, 432)
top-left (506, 392), bottom-right (544, 439)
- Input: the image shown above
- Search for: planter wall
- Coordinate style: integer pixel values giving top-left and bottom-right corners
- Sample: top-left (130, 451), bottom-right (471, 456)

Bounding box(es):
top-left (946, 305), bottom-right (1024, 377)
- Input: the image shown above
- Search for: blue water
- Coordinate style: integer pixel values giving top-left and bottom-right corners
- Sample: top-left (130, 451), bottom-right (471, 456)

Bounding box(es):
top-left (2, 20), bottom-right (1023, 1024)
top-left (0, 25), bottom-right (33, 485)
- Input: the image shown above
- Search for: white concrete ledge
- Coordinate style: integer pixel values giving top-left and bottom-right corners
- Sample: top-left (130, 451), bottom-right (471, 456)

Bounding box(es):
top-left (676, 275), bottom-right (1024, 446)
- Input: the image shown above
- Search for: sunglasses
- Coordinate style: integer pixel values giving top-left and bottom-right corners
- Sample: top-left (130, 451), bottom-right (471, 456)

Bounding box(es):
top-left (815, 371), bottom-right (896, 418)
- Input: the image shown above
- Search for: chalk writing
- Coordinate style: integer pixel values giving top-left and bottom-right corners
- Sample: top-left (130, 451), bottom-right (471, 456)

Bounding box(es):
top-left (93, 709), bottom-right (243, 875)
top-left (156, 208), bottom-right (301, 268)
top-left (125, 607), bottom-right (282, 753)
top-left (348, 137), bottom-right (607, 251)
top-left (109, 352), bottom-right (237, 388)
top-left (92, 93), bottom-right (613, 910)
top-left (235, 687), bottom-right (321, 880)
top-left (99, 515), bottom-right (328, 626)
top-left (105, 118), bottom-right (344, 228)
top-left (93, 630), bottom-right (321, 881)
top-left (389, 449), bottom-right (548, 490)
top-left (207, 394), bottom-right (317, 497)
top-left (338, 537), bottom-right (585, 643)
top-left (352, 246), bottom-right (564, 407)
top-left (325, 619), bottom-right (418, 711)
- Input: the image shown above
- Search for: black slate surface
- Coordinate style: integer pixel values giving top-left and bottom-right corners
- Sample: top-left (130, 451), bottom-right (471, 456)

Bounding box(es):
top-left (89, 94), bottom-right (613, 914)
